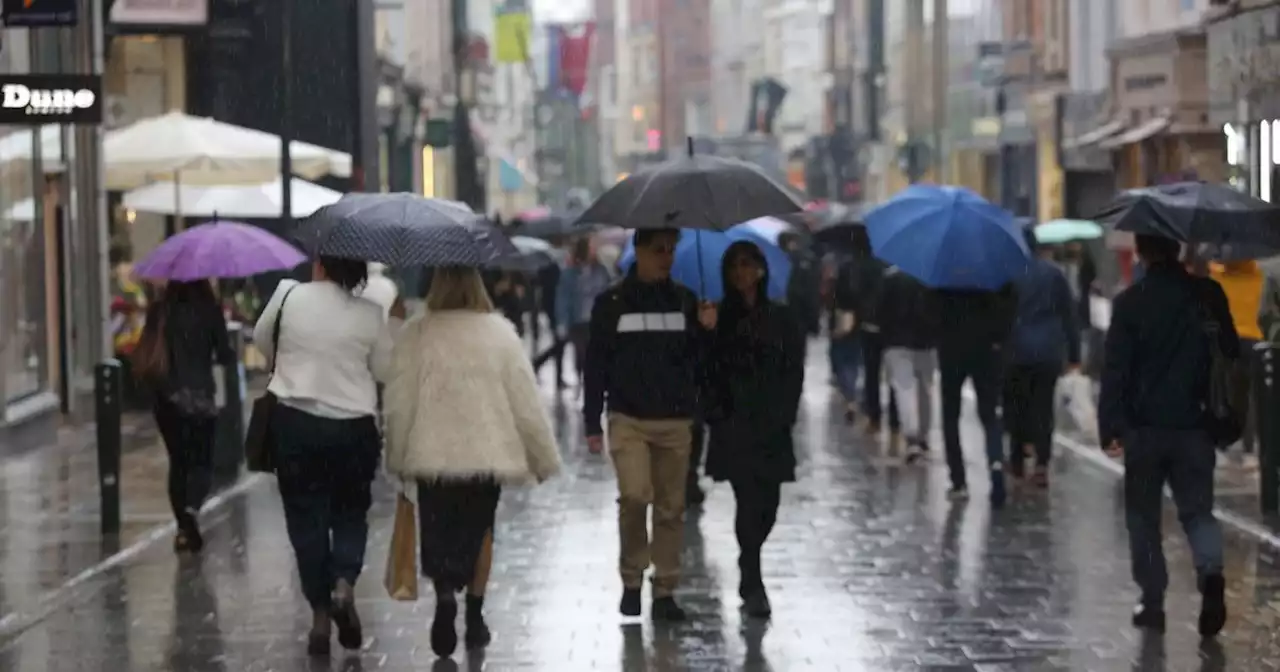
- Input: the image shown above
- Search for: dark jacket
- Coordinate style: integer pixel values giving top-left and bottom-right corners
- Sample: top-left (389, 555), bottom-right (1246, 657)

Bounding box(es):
top-left (1011, 257), bottom-right (1081, 366)
top-left (705, 266), bottom-right (806, 483)
top-left (834, 255), bottom-right (887, 331)
top-left (786, 248), bottom-right (822, 334)
top-left (582, 273), bottom-right (707, 436)
top-left (1099, 263), bottom-right (1239, 446)
top-left (878, 267), bottom-right (939, 350)
top-left (161, 297), bottom-right (234, 415)
top-left (933, 286), bottom-right (1017, 353)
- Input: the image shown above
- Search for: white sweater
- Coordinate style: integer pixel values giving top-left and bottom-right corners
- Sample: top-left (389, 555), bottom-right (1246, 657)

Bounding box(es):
top-left (253, 279), bottom-right (401, 419)
top-left (383, 311), bottom-right (561, 484)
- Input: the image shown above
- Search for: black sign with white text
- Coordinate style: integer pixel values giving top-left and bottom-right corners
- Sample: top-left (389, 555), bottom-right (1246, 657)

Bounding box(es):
top-left (0, 75), bottom-right (102, 124)
top-left (2, 0), bottom-right (76, 27)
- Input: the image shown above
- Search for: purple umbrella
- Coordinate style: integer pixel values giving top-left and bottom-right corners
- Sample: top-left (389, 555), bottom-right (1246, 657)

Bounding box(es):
top-left (133, 220), bottom-right (306, 281)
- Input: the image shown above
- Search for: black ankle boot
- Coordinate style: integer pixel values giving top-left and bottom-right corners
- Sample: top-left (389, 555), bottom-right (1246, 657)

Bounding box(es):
top-left (464, 594), bottom-right (491, 649)
top-left (431, 597), bottom-right (458, 657)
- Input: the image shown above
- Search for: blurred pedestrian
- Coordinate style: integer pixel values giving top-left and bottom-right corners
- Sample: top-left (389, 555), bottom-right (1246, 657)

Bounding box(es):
top-left (1005, 230), bottom-right (1080, 486)
top-left (554, 237), bottom-right (613, 387)
top-left (384, 266), bottom-right (560, 658)
top-left (935, 284), bottom-right (1017, 504)
top-left (535, 254), bottom-right (566, 388)
top-left (253, 256), bottom-right (405, 656)
top-left (131, 280), bottom-right (234, 553)
top-left (848, 253), bottom-right (902, 444)
top-left (704, 241), bottom-right (805, 618)
top-left (1100, 234), bottom-right (1234, 638)
top-left (359, 262), bottom-right (399, 319)
top-left (582, 228), bottom-right (716, 621)
top-left (877, 266), bottom-right (939, 463)
top-left (781, 232), bottom-right (821, 336)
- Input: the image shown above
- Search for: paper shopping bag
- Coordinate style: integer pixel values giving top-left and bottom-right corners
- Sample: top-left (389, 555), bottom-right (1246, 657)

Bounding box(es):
top-left (383, 493), bottom-right (419, 601)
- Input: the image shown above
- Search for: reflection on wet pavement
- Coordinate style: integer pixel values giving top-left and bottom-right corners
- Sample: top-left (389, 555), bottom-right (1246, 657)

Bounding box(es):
top-left (0, 352), bottom-right (1277, 670)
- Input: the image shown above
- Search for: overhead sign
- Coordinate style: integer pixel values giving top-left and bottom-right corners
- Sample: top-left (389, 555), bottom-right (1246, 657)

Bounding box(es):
top-left (109, 0), bottom-right (207, 25)
top-left (0, 75), bottom-right (103, 125)
top-left (2, 0), bottom-right (76, 27)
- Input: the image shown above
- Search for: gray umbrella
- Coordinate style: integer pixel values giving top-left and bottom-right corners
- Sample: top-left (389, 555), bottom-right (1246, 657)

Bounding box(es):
top-left (574, 138), bottom-right (804, 231)
top-left (304, 193), bottom-right (519, 268)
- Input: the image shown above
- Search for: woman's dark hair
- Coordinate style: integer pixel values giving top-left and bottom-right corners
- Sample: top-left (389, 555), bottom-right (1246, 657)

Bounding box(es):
top-left (132, 280), bottom-right (218, 382)
top-left (719, 241), bottom-right (769, 321)
top-left (318, 255), bottom-right (369, 292)
top-left (572, 237), bottom-right (591, 263)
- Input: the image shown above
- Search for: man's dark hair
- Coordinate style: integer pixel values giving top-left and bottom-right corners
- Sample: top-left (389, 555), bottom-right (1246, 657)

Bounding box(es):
top-left (634, 228), bottom-right (680, 248)
top-left (572, 236), bottom-right (591, 263)
top-left (318, 255), bottom-right (368, 292)
top-left (1134, 234), bottom-right (1181, 265)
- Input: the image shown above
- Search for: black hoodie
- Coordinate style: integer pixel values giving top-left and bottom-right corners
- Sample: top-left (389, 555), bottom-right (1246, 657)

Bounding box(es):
top-left (933, 285), bottom-right (1017, 353)
top-left (878, 267), bottom-right (940, 350)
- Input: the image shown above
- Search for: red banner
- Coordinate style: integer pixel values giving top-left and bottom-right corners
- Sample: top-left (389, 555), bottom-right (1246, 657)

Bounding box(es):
top-left (556, 21), bottom-right (595, 97)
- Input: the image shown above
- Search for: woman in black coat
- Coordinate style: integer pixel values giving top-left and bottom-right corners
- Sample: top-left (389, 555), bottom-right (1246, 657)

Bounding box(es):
top-left (704, 241), bottom-right (806, 619)
top-left (133, 280), bottom-right (234, 552)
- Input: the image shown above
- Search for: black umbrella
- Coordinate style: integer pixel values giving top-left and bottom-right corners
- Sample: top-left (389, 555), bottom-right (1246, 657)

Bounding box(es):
top-left (511, 208), bottom-right (579, 240)
top-left (304, 193), bottom-right (519, 268)
top-left (812, 202), bottom-right (868, 248)
top-left (574, 137), bottom-right (804, 231)
top-left (1094, 181), bottom-right (1280, 253)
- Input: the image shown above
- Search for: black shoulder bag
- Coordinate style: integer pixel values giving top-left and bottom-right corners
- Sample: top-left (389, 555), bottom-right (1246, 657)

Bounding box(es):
top-left (245, 286), bottom-right (297, 473)
top-left (1192, 281), bottom-right (1244, 449)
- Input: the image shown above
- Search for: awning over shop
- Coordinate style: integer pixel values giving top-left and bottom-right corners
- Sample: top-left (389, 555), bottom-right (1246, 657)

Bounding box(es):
top-left (1099, 116), bottom-right (1171, 149)
top-left (1063, 119), bottom-right (1126, 150)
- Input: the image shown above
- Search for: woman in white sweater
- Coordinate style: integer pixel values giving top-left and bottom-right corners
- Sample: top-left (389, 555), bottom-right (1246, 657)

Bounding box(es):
top-left (384, 266), bottom-right (560, 659)
top-left (253, 256), bottom-right (404, 657)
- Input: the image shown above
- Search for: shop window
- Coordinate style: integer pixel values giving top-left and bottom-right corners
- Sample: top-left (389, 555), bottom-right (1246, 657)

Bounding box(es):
top-left (0, 28), bottom-right (47, 405)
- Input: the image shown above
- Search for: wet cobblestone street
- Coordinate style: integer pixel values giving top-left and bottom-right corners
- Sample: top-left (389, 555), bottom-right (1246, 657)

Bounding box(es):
top-left (2, 351), bottom-right (1279, 670)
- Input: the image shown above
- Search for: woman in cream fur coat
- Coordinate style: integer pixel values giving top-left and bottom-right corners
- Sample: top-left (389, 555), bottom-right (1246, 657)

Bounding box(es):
top-left (383, 266), bottom-right (560, 659)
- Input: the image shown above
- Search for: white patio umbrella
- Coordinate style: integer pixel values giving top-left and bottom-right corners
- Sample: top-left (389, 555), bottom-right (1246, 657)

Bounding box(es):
top-left (122, 176), bottom-right (343, 219)
top-left (103, 111), bottom-right (351, 191)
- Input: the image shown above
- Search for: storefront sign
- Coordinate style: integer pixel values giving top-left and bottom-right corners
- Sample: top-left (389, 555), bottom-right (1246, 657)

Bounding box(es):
top-left (109, 0), bottom-right (207, 25)
top-left (2, 0), bottom-right (76, 27)
top-left (0, 75), bottom-right (102, 124)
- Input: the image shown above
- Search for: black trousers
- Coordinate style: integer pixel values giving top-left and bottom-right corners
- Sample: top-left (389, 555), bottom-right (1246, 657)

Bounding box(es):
top-left (860, 330), bottom-right (899, 429)
top-left (1003, 362), bottom-right (1059, 472)
top-left (272, 404), bottom-right (381, 609)
top-left (939, 344), bottom-right (1005, 487)
top-left (730, 475), bottom-right (782, 597)
top-left (153, 396), bottom-right (216, 525)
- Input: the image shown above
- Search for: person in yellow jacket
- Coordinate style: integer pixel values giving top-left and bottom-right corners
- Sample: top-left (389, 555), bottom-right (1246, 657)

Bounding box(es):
top-left (1210, 260), bottom-right (1263, 454)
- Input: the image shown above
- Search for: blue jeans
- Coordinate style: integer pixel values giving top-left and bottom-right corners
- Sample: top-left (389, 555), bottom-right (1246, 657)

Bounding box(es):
top-left (1124, 427), bottom-right (1223, 607)
top-left (272, 404), bottom-right (381, 608)
top-left (830, 336), bottom-right (862, 404)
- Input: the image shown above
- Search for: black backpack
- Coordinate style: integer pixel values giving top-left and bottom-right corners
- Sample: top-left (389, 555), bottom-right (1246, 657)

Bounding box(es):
top-left (1191, 280), bottom-right (1243, 448)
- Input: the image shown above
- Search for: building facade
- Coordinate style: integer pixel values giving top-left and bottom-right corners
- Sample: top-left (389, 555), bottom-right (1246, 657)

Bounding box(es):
top-left (761, 0), bottom-right (830, 156)
top-left (711, 0), bottom-right (767, 136)
top-left (1206, 0), bottom-right (1280, 200)
top-left (657, 0), bottom-right (712, 152)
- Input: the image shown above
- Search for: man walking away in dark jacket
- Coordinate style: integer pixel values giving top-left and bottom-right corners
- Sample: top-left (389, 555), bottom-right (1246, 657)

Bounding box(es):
top-left (847, 255), bottom-right (900, 440)
top-left (583, 228), bottom-right (717, 622)
top-left (878, 267), bottom-right (939, 463)
top-left (1006, 230), bottom-right (1081, 485)
top-left (782, 233), bottom-right (821, 335)
top-left (935, 285), bottom-right (1016, 505)
top-left (536, 261), bottom-right (566, 388)
top-left (1099, 234), bottom-right (1235, 638)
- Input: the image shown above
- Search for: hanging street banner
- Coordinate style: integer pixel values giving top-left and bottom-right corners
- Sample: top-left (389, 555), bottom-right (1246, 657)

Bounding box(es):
top-left (494, 2), bottom-right (532, 64)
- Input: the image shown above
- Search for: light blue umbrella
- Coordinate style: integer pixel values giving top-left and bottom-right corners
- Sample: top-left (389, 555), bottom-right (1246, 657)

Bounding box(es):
top-left (1035, 219), bottom-right (1104, 244)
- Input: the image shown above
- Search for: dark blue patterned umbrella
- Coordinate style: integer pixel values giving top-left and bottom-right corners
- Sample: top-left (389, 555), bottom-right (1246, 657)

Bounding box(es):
top-left (303, 193), bottom-right (519, 267)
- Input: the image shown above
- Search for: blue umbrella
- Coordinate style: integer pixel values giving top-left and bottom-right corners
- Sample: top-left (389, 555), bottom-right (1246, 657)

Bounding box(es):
top-left (864, 184), bottom-right (1030, 290)
top-left (618, 226), bottom-right (792, 301)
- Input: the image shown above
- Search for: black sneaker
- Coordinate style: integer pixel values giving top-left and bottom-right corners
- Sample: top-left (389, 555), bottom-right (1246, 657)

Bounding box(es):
top-left (1199, 574), bottom-right (1227, 638)
top-left (431, 598), bottom-right (459, 657)
top-left (742, 590), bottom-right (772, 619)
top-left (651, 596), bottom-right (687, 622)
top-left (686, 481), bottom-right (706, 506)
top-left (1131, 603), bottom-right (1166, 632)
top-left (619, 588), bottom-right (642, 617)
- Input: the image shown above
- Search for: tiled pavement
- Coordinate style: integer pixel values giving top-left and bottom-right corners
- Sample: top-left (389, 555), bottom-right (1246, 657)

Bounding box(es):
top-left (1, 349), bottom-right (1278, 670)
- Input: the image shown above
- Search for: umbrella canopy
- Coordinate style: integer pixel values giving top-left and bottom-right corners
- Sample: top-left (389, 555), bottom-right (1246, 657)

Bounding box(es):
top-left (305, 193), bottom-right (519, 268)
top-left (736, 216), bottom-right (802, 247)
top-left (1034, 219), bottom-right (1104, 244)
top-left (575, 140), bottom-right (803, 231)
top-left (618, 226), bottom-right (793, 301)
top-left (132, 220), bottom-right (305, 281)
top-left (123, 176), bottom-right (343, 219)
top-left (511, 206), bottom-right (580, 239)
top-left (1095, 182), bottom-right (1280, 253)
top-left (813, 202), bottom-right (867, 247)
top-left (503, 235), bottom-right (562, 270)
top-left (865, 184), bottom-right (1029, 290)
top-left (104, 111), bottom-right (350, 190)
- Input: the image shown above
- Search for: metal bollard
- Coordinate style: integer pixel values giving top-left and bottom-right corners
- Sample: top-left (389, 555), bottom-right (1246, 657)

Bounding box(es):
top-left (95, 359), bottom-right (123, 536)
top-left (1254, 342), bottom-right (1278, 513)
top-left (213, 324), bottom-right (247, 489)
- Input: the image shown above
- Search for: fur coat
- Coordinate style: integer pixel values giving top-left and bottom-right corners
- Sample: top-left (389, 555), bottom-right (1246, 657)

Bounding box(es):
top-left (384, 311), bottom-right (560, 483)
